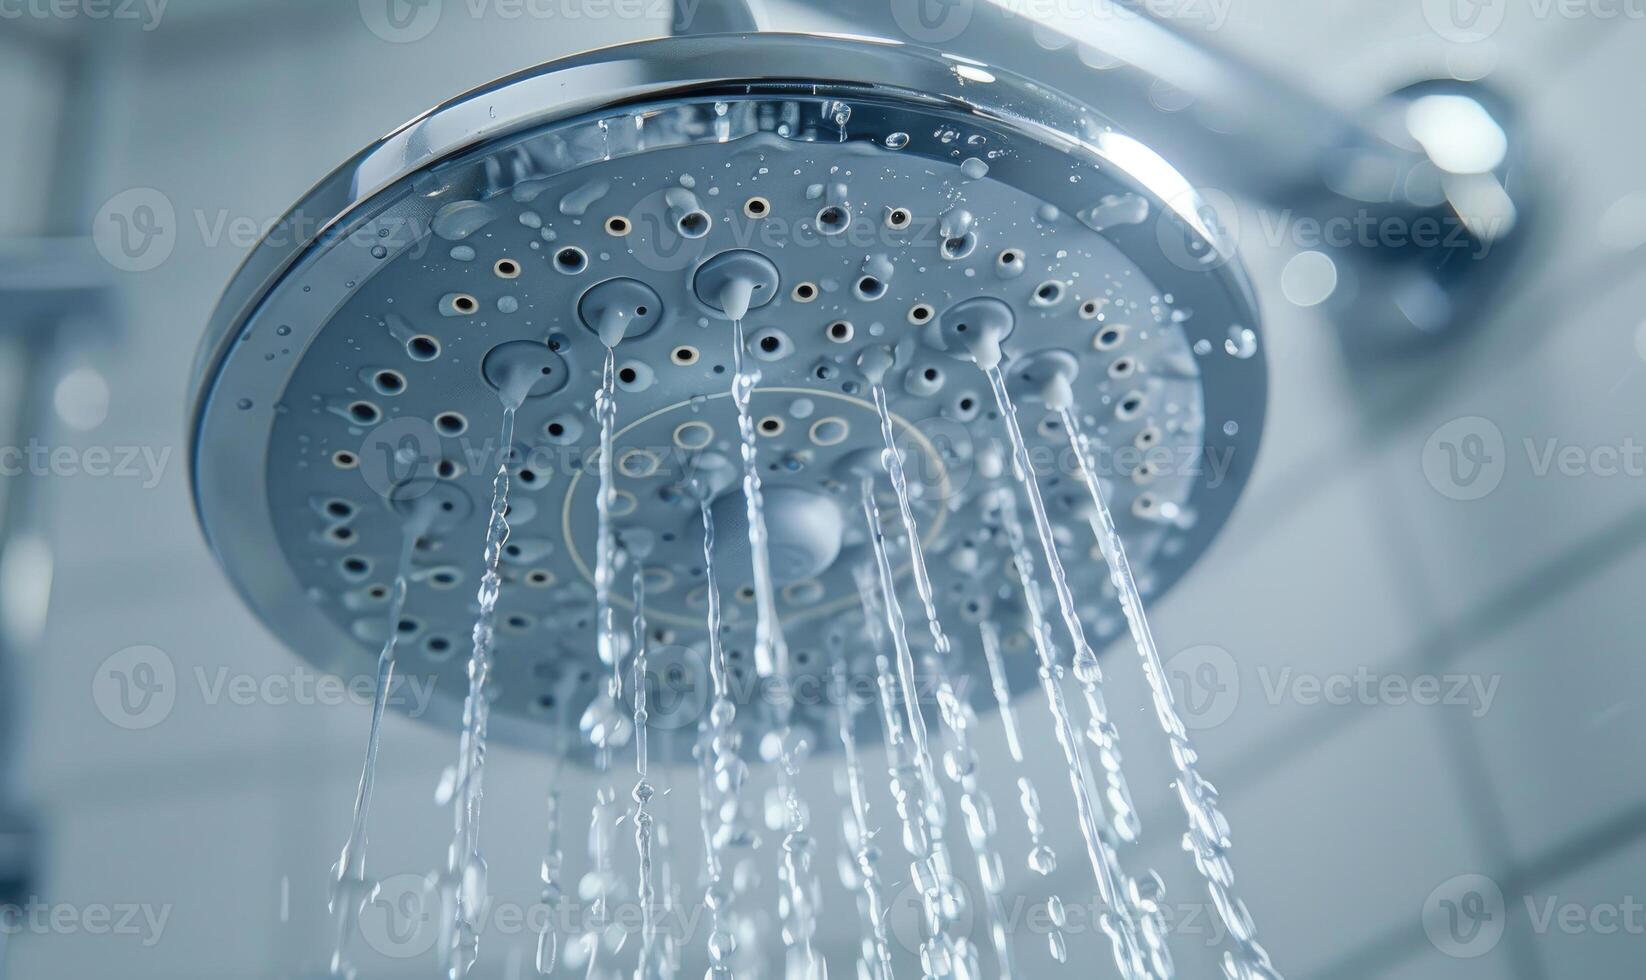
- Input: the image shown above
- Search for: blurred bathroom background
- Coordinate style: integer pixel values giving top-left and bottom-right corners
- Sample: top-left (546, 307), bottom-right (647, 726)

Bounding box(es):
top-left (2, 0), bottom-right (1645, 977)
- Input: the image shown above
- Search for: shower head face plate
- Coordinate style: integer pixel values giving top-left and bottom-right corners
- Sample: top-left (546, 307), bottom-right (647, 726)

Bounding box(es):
top-left (190, 35), bottom-right (1265, 760)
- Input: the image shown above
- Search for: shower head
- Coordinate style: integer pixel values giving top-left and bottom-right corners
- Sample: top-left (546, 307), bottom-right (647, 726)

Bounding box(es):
top-left (189, 33), bottom-right (1265, 760)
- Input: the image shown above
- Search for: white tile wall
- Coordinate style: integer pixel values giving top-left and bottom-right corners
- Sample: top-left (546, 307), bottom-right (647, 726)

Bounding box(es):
top-left (1525, 834), bottom-right (1646, 977)
top-left (1452, 544), bottom-right (1646, 863)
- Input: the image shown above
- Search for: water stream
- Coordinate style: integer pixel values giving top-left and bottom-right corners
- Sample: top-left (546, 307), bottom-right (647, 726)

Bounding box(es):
top-left (726, 315), bottom-right (822, 980)
top-left (982, 369), bottom-right (1141, 847)
top-left (992, 487), bottom-right (1150, 980)
top-left (536, 743), bottom-right (568, 975)
top-left (832, 659), bottom-right (896, 980)
top-left (595, 347), bottom-right (621, 700)
top-left (441, 400), bottom-right (520, 979)
top-left (728, 317), bottom-right (786, 681)
top-left (631, 567), bottom-right (661, 980)
top-left (977, 620), bottom-right (1066, 962)
top-left (869, 382), bottom-right (1011, 980)
top-left (1055, 399), bottom-right (1280, 980)
top-left (328, 529), bottom-right (418, 977)
top-left (859, 499), bottom-right (971, 980)
top-left (696, 495), bottom-right (745, 980)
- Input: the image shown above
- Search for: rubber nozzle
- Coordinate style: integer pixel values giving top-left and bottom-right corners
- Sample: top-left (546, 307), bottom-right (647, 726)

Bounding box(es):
top-left (856, 346), bottom-right (896, 386)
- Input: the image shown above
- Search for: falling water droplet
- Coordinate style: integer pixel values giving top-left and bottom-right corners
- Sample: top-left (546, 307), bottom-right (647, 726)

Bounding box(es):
top-left (1225, 325), bottom-right (1258, 359)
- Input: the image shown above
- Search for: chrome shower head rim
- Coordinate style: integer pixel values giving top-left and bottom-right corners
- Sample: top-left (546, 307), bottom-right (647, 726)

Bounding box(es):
top-left (189, 32), bottom-right (1266, 755)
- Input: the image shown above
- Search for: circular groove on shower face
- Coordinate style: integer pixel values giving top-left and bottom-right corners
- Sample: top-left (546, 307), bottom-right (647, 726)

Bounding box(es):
top-left (189, 34), bottom-right (1265, 758)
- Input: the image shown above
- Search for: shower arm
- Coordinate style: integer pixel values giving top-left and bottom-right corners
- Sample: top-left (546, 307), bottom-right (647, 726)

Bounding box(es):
top-left (677, 0), bottom-right (1535, 350)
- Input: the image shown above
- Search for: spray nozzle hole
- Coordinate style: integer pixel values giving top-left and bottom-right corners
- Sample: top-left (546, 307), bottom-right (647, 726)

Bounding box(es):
top-left (940, 233), bottom-right (977, 259)
top-left (555, 247), bottom-right (588, 274)
top-left (1031, 280), bottom-right (1066, 306)
top-left (678, 211), bottom-right (710, 238)
top-left (372, 370), bottom-right (405, 395)
top-left (816, 206), bottom-right (849, 234)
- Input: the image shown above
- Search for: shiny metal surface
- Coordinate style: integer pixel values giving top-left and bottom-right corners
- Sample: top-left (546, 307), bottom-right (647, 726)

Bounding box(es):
top-left (189, 32), bottom-right (1265, 754)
